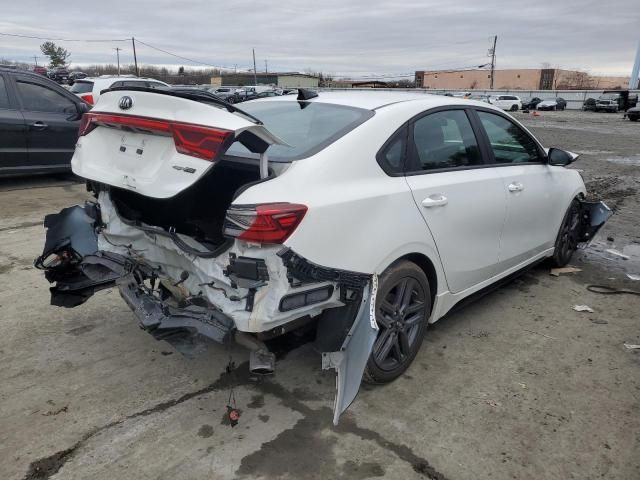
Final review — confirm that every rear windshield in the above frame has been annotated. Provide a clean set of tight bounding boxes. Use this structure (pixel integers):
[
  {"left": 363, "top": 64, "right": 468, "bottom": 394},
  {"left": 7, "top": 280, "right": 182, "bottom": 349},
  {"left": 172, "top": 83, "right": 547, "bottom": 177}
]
[
  {"left": 70, "top": 81, "right": 93, "bottom": 94},
  {"left": 225, "top": 101, "right": 373, "bottom": 161}
]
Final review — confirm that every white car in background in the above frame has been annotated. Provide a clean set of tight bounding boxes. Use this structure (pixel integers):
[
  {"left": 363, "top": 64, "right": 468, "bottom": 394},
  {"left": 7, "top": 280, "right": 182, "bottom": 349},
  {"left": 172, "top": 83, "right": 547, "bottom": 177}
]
[
  {"left": 35, "top": 90, "right": 610, "bottom": 423},
  {"left": 489, "top": 94, "right": 522, "bottom": 111},
  {"left": 69, "top": 76, "right": 169, "bottom": 106}
]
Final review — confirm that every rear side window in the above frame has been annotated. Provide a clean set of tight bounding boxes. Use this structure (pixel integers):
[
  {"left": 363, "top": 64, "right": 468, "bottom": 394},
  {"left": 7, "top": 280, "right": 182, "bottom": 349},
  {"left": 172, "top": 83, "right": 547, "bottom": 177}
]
[
  {"left": 0, "top": 76, "right": 9, "bottom": 108},
  {"left": 225, "top": 101, "right": 373, "bottom": 161},
  {"left": 409, "top": 110, "right": 482, "bottom": 171},
  {"left": 16, "top": 81, "right": 76, "bottom": 113},
  {"left": 377, "top": 125, "right": 407, "bottom": 175},
  {"left": 70, "top": 81, "right": 93, "bottom": 94},
  {"left": 477, "top": 111, "right": 542, "bottom": 164}
]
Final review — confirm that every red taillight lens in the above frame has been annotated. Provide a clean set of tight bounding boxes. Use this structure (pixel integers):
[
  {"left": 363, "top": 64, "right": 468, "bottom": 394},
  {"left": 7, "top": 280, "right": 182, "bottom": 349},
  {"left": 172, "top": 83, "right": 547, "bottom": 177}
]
[
  {"left": 224, "top": 203, "right": 308, "bottom": 244},
  {"left": 77, "top": 113, "right": 233, "bottom": 161},
  {"left": 81, "top": 94, "right": 94, "bottom": 106},
  {"left": 172, "top": 123, "right": 233, "bottom": 160}
]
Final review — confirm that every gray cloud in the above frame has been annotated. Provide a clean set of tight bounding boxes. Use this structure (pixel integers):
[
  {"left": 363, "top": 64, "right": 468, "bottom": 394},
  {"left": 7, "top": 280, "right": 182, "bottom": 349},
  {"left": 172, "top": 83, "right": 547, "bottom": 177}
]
[{"left": 0, "top": 0, "right": 637, "bottom": 77}]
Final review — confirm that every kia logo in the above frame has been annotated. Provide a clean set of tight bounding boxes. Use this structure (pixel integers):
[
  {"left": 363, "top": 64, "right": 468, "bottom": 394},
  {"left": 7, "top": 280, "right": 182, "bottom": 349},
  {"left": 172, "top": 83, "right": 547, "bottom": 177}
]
[{"left": 119, "top": 96, "right": 133, "bottom": 110}]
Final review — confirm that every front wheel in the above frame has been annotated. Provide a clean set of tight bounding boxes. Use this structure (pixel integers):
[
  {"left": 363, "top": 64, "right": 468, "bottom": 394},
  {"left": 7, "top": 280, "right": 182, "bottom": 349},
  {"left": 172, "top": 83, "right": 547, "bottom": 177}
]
[
  {"left": 364, "top": 261, "right": 431, "bottom": 384},
  {"left": 552, "top": 199, "right": 581, "bottom": 267},
  {"left": 510, "top": 104, "right": 518, "bottom": 111}
]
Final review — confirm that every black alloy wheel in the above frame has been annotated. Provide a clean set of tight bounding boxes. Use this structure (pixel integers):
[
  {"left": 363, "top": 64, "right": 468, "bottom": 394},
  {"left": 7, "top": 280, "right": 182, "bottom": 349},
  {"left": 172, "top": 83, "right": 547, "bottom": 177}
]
[
  {"left": 364, "top": 261, "right": 431, "bottom": 384},
  {"left": 552, "top": 199, "right": 581, "bottom": 267}
]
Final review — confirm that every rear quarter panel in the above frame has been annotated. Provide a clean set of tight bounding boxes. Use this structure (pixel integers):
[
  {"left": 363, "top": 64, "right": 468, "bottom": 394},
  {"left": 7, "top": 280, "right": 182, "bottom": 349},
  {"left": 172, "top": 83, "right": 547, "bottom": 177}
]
[{"left": 234, "top": 104, "right": 448, "bottom": 293}]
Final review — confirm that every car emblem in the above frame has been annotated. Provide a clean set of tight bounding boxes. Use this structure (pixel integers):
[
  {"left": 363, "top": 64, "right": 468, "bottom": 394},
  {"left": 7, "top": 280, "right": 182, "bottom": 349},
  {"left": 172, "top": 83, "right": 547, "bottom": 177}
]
[{"left": 119, "top": 96, "right": 133, "bottom": 110}]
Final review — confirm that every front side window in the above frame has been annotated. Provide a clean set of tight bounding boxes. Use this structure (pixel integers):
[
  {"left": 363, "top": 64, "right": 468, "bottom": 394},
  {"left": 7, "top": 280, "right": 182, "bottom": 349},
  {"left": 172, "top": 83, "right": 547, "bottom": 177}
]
[
  {"left": 410, "top": 110, "right": 482, "bottom": 171},
  {"left": 0, "top": 76, "right": 9, "bottom": 108},
  {"left": 16, "top": 81, "right": 75, "bottom": 113},
  {"left": 477, "top": 111, "right": 542, "bottom": 164}
]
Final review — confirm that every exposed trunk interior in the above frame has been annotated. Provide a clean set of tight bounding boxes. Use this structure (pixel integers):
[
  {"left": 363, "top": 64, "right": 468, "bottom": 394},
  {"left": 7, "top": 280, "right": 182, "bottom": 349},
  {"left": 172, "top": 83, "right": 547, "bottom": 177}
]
[{"left": 110, "top": 160, "right": 262, "bottom": 248}]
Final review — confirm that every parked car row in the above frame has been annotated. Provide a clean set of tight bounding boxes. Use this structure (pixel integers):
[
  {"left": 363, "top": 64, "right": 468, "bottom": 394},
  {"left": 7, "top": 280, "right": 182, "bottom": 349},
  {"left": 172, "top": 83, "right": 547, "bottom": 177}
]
[{"left": 208, "top": 86, "right": 283, "bottom": 104}]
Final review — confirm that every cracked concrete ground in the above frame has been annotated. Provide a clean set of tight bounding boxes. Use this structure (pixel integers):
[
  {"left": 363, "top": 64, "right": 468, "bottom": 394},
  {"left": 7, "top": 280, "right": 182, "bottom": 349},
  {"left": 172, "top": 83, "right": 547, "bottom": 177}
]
[{"left": 1, "top": 110, "right": 639, "bottom": 480}]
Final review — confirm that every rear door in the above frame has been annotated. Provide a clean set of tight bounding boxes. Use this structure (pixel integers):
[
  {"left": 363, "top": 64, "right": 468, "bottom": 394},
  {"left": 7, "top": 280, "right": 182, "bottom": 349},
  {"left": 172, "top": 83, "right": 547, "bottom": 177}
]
[
  {"left": 404, "top": 107, "right": 507, "bottom": 293},
  {"left": 14, "top": 75, "right": 81, "bottom": 170},
  {"left": 0, "top": 73, "right": 28, "bottom": 172},
  {"left": 472, "top": 108, "right": 562, "bottom": 270}
]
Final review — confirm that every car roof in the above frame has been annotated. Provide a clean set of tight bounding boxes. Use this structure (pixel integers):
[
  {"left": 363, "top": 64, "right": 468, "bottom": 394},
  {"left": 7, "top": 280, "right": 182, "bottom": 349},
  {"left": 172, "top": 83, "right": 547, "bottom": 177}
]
[
  {"left": 0, "top": 66, "right": 46, "bottom": 79},
  {"left": 254, "top": 90, "right": 479, "bottom": 111}
]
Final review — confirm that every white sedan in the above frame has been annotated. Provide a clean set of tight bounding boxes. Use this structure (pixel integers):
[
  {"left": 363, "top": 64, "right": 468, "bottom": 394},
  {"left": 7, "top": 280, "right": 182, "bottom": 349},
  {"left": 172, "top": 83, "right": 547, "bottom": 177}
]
[{"left": 36, "top": 89, "right": 610, "bottom": 423}]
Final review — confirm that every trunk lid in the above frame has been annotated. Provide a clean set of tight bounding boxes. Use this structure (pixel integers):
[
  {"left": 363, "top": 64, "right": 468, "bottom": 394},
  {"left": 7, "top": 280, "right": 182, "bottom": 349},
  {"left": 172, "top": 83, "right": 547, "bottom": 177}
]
[{"left": 72, "top": 89, "right": 284, "bottom": 198}]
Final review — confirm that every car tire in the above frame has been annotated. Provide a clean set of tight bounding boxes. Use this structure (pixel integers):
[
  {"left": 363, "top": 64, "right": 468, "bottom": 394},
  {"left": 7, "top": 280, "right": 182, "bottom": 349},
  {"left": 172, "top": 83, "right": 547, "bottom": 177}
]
[
  {"left": 629, "top": 115, "right": 639, "bottom": 122},
  {"left": 551, "top": 198, "right": 581, "bottom": 267},
  {"left": 510, "top": 104, "right": 518, "bottom": 112},
  {"left": 363, "top": 260, "right": 431, "bottom": 384}
]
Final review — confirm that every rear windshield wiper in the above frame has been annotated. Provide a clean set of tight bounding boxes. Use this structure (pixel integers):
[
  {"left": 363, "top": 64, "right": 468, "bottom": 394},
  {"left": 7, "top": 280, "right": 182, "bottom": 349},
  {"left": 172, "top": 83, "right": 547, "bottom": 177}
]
[{"left": 100, "top": 86, "right": 263, "bottom": 125}]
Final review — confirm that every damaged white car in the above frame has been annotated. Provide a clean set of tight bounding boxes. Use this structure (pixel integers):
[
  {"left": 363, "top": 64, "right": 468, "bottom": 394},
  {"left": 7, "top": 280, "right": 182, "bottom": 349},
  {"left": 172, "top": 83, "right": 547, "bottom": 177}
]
[{"left": 35, "top": 88, "right": 611, "bottom": 423}]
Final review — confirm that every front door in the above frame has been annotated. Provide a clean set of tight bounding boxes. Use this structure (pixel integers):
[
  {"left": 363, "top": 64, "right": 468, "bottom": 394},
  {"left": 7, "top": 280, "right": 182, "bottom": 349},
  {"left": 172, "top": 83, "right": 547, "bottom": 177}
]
[
  {"left": 473, "top": 109, "right": 562, "bottom": 271},
  {"left": 404, "top": 108, "right": 507, "bottom": 293},
  {"left": 14, "top": 76, "right": 80, "bottom": 170},
  {"left": 0, "top": 73, "right": 28, "bottom": 172}
]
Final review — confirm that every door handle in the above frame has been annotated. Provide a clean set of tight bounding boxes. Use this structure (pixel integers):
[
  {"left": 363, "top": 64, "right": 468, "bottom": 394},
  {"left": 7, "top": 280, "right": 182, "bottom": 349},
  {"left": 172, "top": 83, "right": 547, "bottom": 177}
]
[
  {"left": 29, "top": 121, "right": 49, "bottom": 130},
  {"left": 508, "top": 182, "right": 524, "bottom": 192},
  {"left": 422, "top": 194, "right": 448, "bottom": 207}
]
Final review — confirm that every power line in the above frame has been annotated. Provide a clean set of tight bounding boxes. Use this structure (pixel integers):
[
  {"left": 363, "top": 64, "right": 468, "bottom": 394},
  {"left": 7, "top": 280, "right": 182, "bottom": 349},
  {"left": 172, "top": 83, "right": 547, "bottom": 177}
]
[
  {"left": 134, "top": 39, "right": 244, "bottom": 71},
  {"left": 0, "top": 31, "right": 128, "bottom": 42}
]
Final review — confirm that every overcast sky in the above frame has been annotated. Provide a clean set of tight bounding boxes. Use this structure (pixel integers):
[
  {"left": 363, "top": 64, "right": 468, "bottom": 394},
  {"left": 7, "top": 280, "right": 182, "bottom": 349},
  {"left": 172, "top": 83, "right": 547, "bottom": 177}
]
[{"left": 0, "top": 0, "right": 638, "bottom": 78}]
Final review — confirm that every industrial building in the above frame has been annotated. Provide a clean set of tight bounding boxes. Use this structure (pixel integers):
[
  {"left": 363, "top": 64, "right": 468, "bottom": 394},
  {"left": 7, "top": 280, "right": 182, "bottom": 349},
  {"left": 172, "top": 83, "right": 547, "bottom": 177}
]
[
  {"left": 415, "top": 68, "right": 630, "bottom": 90},
  {"left": 212, "top": 72, "right": 319, "bottom": 88}
]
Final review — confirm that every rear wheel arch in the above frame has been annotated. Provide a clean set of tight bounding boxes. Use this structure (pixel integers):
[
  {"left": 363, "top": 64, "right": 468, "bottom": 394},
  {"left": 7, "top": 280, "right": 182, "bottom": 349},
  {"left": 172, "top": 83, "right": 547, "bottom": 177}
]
[{"left": 389, "top": 253, "right": 437, "bottom": 314}]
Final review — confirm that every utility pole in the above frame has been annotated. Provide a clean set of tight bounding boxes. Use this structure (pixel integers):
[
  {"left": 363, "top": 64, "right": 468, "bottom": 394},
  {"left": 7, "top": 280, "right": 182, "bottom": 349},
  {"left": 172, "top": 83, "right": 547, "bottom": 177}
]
[
  {"left": 252, "top": 48, "right": 258, "bottom": 85},
  {"left": 489, "top": 35, "right": 497, "bottom": 89},
  {"left": 114, "top": 47, "right": 122, "bottom": 76},
  {"left": 265, "top": 60, "right": 268, "bottom": 73},
  {"left": 132, "top": 37, "right": 139, "bottom": 77},
  {"left": 33, "top": 55, "right": 38, "bottom": 66}
]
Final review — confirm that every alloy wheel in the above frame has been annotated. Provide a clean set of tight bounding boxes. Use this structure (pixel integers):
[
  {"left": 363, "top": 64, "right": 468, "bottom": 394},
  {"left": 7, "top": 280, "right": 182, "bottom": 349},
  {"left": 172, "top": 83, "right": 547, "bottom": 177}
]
[{"left": 373, "top": 276, "right": 427, "bottom": 371}]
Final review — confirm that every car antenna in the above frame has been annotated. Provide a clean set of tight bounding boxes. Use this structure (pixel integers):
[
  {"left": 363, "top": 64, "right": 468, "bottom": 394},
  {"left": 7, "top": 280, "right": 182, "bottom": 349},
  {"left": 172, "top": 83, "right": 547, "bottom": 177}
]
[{"left": 297, "top": 88, "right": 318, "bottom": 101}]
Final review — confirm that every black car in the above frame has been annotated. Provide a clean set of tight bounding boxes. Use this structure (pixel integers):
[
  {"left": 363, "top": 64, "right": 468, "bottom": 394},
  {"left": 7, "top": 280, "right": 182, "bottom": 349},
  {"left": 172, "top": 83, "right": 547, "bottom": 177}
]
[
  {"left": 68, "top": 71, "right": 87, "bottom": 83},
  {"left": 0, "top": 67, "right": 90, "bottom": 176},
  {"left": 47, "top": 67, "right": 70, "bottom": 84},
  {"left": 625, "top": 106, "right": 640, "bottom": 121},
  {"left": 582, "top": 98, "right": 597, "bottom": 111},
  {"left": 521, "top": 97, "right": 542, "bottom": 110}
]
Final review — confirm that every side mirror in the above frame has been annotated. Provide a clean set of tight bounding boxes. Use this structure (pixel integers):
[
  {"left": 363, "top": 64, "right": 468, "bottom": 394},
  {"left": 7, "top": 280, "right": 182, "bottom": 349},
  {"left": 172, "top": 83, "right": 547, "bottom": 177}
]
[{"left": 548, "top": 147, "right": 578, "bottom": 166}]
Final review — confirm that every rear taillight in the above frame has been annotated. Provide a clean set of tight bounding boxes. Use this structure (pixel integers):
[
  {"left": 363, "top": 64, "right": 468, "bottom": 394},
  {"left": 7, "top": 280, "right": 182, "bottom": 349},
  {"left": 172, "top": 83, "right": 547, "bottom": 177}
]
[
  {"left": 80, "top": 94, "right": 94, "bottom": 105},
  {"left": 77, "top": 113, "right": 233, "bottom": 161},
  {"left": 224, "top": 203, "right": 308, "bottom": 244}
]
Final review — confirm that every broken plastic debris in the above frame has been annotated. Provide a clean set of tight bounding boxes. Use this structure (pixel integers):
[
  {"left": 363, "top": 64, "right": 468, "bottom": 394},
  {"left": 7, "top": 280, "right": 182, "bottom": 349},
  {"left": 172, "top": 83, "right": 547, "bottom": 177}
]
[
  {"left": 226, "top": 405, "right": 241, "bottom": 427},
  {"left": 623, "top": 343, "right": 640, "bottom": 350},
  {"left": 626, "top": 273, "right": 640, "bottom": 281},
  {"left": 550, "top": 266, "right": 582, "bottom": 277},
  {"left": 573, "top": 305, "right": 594, "bottom": 313},
  {"left": 605, "top": 249, "right": 630, "bottom": 260}
]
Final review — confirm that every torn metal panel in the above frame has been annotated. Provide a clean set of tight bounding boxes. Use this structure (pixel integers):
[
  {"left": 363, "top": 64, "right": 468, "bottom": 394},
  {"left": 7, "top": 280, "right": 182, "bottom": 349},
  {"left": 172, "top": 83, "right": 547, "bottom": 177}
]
[
  {"left": 322, "top": 275, "right": 379, "bottom": 425},
  {"left": 577, "top": 200, "right": 612, "bottom": 245}
]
